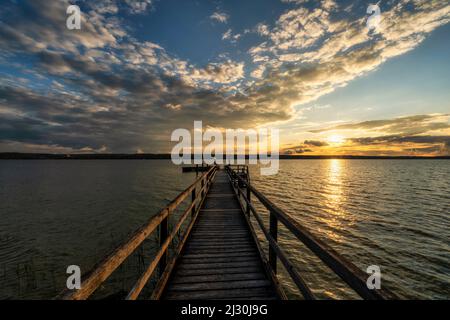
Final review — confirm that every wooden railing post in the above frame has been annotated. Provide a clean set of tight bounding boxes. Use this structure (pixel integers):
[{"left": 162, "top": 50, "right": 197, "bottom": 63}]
[
  {"left": 269, "top": 210, "right": 278, "bottom": 274},
  {"left": 159, "top": 215, "right": 168, "bottom": 276},
  {"left": 246, "top": 186, "right": 251, "bottom": 217},
  {"left": 191, "top": 187, "right": 196, "bottom": 218},
  {"left": 201, "top": 178, "right": 205, "bottom": 198}
]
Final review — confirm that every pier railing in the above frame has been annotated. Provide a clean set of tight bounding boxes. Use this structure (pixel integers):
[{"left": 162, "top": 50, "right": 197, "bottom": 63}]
[
  {"left": 225, "top": 165, "right": 397, "bottom": 300},
  {"left": 57, "top": 165, "right": 218, "bottom": 300}
]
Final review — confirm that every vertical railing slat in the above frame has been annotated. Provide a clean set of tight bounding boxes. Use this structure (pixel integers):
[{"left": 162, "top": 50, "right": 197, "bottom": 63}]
[
  {"left": 158, "top": 215, "right": 168, "bottom": 277},
  {"left": 246, "top": 186, "right": 251, "bottom": 217},
  {"left": 191, "top": 187, "right": 196, "bottom": 218},
  {"left": 269, "top": 210, "right": 278, "bottom": 274}
]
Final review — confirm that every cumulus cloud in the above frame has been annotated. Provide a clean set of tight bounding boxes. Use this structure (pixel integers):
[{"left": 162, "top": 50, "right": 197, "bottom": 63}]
[
  {"left": 0, "top": 0, "right": 262, "bottom": 152},
  {"left": 0, "top": 0, "right": 118, "bottom": 55}
]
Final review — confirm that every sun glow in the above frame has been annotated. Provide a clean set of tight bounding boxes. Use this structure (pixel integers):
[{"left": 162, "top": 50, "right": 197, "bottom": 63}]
[{"left": 327, "top": 134, "right": 346, "bottom": 144}]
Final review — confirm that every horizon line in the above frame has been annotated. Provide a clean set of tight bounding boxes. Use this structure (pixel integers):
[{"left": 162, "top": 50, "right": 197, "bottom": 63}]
[{"left": 1, "top": 152, "right": 449, "bottom": 160}]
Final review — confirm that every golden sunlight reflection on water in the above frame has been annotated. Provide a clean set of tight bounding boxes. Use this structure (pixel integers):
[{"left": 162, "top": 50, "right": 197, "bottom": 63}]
[
  {"left": 250, "top": 160, "right": 450, "bottom": 299},
  {"left": 317, "top": 159, "right": 348, "bottom": 243}
]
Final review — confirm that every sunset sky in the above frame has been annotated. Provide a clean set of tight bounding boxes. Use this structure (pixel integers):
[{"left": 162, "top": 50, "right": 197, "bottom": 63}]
[{"left": 0, "top": 0, "right": 449, "bottom": 156}]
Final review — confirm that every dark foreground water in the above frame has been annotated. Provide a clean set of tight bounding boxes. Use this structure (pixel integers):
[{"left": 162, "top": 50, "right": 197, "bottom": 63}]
[{"left": 0, "top": 160, "right": 448, "bottom": 299}]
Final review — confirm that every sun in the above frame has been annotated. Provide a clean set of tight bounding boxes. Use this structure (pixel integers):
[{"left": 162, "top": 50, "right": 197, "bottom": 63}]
[{"left": 327, "top": 134, "right": 346, "bottom": 144}]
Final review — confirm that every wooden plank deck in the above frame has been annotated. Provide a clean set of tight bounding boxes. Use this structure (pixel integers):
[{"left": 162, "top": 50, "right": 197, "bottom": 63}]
[{"left": 163, "top": 170, "right": 278, "bottom": 300}]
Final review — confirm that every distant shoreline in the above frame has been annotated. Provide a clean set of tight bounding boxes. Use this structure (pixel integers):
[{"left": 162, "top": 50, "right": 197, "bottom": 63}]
[{"left": 1, "top": 153, "right": 449, "bottom": 160}]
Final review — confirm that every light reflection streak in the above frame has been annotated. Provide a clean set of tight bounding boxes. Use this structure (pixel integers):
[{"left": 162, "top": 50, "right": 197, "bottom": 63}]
[{"left": 317, "top": 159, "right": 348, "bottom": 243}]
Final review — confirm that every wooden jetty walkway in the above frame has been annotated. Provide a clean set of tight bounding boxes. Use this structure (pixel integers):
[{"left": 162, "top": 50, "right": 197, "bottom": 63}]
[
  {"left": 163, "top": 170, "right": 279, "bottom": 300},
  {"left": 58, "top": 166, "right": 397, "bottom": 300}
]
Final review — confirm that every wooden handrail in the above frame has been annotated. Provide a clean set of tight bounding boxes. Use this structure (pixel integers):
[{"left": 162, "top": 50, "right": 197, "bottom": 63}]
[
  {"left": 150, "top": 168, "right": 217, "bottom": 300},
  {"left": 240, "top": 191, "right": 315, "bottom": 300},
  {"left": 126, "top": 177, "right": 213, "bottom": 299},
  {"left": 225, "top": 165, "right": 398, "bottom": 300},
  {"left": 57, "top": 166, "right": 218, "bottom": 300}
]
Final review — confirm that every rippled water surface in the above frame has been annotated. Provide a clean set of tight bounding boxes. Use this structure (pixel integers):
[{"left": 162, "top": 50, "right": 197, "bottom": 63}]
[
  {"left": 0, "top": 160, "right": 197, "bottom": 299},
  {"left": 250, "top": 160, "right": 449, "bottom": 299},
  {"left": 0, "top": 160, "right": 449, "bottom": 299}
]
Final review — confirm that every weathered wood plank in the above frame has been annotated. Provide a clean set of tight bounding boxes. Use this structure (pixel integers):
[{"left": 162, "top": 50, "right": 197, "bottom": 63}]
[
  {"left": 187, "top": 240, "right": 254, "bottom": 247},
  {"left": 185, "top": 245, "right": 255, "bottom": 251},
  {"left": 190, "top": 236, "right": 249, "bottom": 240},
  {"left": 183, "top": 247, "right": 258, "bottom": 255},
  {"left": 180, "top": 256, "right": 259, "bottom": 264},
  {"left": 191, "top": 229, "right": 249, "bottom": 233},
  {"left": 182, "top": 251, "right": 256, "bottom": 259},
  {"left": 195, "top": 223, "right": 244, "bottom": 227},
  {"left": 175, "top": 261, "right": 262, "bottom": 271},
  {"left": 186, "top": 238, "right": 252, "bottom": 244},
  {"left": 187, "top": 240, "right": 252, "bottom": 245},
  {"left": 187, "top": 232, "right": 249, "bottom": 240},
  {"left": 165, "top": 287, "right": 275, "bottom": 300},
  {"left": 171, "top": 272, "right": 267, "bottom": 285},
  {"left": 174, "top": 266, "right": 264, "bottom": 277},
  {"left": 167, "top": 279, "right": 271, "bottom": 292}
]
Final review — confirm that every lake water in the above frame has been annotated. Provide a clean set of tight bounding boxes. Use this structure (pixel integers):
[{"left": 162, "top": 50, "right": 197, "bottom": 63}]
[{"left": 0, "top": 160, "right": 448, "bottom": 299}]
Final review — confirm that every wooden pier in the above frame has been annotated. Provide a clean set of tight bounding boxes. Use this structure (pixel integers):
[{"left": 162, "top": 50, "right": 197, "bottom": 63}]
[
  {"left": 58, "top": 165, "right": 397, "bottom": 300},
  {"left": 181, "top": 164, "right": 211, "bottom": 173},
  {"left": 163, "top": 170, "right": 279, "bottom": 300}
]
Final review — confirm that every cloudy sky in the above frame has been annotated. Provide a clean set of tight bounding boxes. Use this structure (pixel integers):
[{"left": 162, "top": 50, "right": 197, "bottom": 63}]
[{"left": 0, "top": 0, "right": 449, "bottom": 155}]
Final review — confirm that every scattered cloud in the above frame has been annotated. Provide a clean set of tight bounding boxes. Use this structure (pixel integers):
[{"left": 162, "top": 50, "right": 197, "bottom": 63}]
[
  {"left": 247, "top": 0, "right": 450, "bottom": 118},
  {"left": 78, "top": 0, "right": 154, "bottom": 15},
  {"left": 222, "top": 29, "right": 232, "bottom": 40},
  {"left": 210, "top": 11, "right": 229, "bottom": 24},
  {"left": 255, "top": 23, "right": 270, "bottom": 36},
  {"left": 304, "top": 140, "right": 329, "bottom": 147},
  {"left": 282, "top": 114, "right": 450, "bottom": 156},
  {"left": 124, "top": 0, "right": 153, "bottom": 14},
  {"left": 310, "top": 114, "right": 450, "bottom": 135},
  {"left": 222, "top": 29, "right": 241, "bottom": 43}
]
